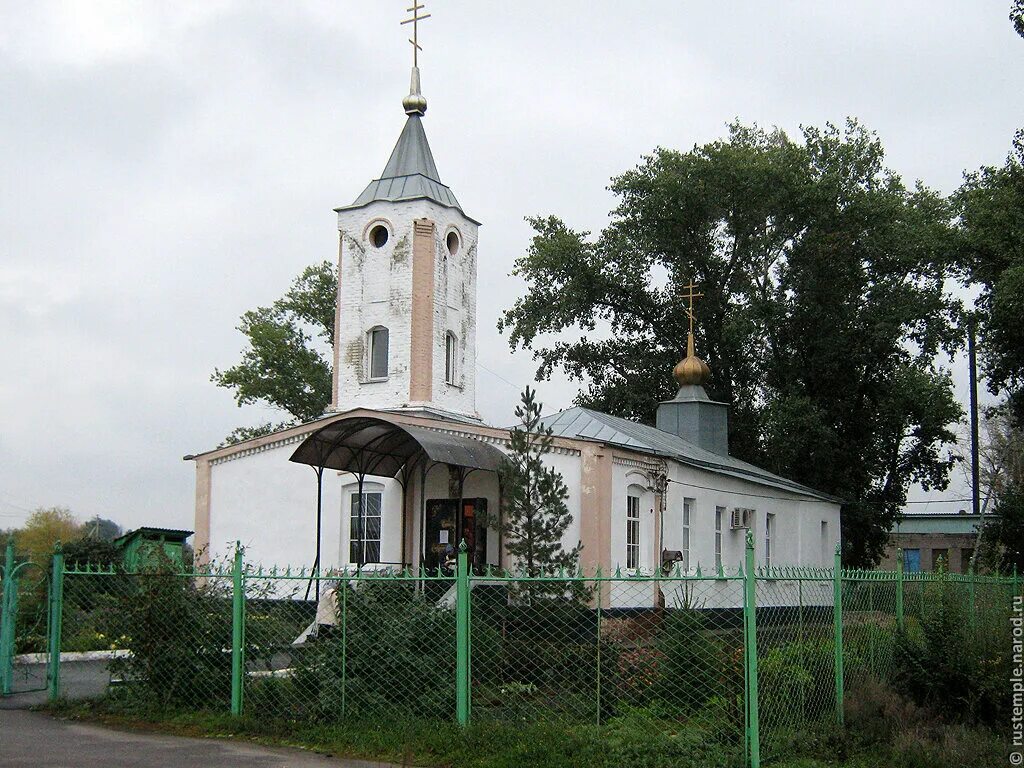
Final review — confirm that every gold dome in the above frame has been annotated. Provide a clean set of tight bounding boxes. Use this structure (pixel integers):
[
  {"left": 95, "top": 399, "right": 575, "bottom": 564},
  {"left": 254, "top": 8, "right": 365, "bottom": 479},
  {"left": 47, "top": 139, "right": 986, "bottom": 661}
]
[{"left": 673, "top": 333, "right": 710, "bottom": 387}]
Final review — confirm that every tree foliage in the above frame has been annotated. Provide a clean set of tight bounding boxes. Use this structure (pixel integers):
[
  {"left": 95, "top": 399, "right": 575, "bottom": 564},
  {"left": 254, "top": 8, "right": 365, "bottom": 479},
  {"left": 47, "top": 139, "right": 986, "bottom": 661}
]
[
  {"left": 17, "top": 507, "right": 82, "bottom": 565},
  {"left": 974, "top": 402, "right": 1024, "bottom": 571},
  {"left": 955, "top": 130, "right": 1024, "bottom": 422},
  {"left": 213, "top": 261, "right": 337, "bottom": 443},
  {"left": 498, "top": 387, "right": 582, "bottom": 579},
  {"left": 500, "top": 121, "right": 962, "bottom": 566}
]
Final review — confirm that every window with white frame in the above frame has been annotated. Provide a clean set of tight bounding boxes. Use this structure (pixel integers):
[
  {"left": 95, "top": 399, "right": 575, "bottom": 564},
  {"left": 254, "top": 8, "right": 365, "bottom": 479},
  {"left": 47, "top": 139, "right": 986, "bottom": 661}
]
[
  {"left": 626, "top": 495, "right": 640, "bottom": 570},
  {"left": 715, "top": 506, "right": 725, "bottom": 571},
  {"left": 765, "top": 513, "right": 775, "bottom": 568},
  {"left": 367, "top": 327, "right": 389, "bottom": 380},
  {"left": 445, "top": 331, "right": 458, "bottom": 385},
  {"left": 682, "top": 498, "right": 694, "bottom": 571},
  {"left": 350, "top": 491, "right": 382, "bottom": 565},
  {"left": 820, "top": 520, "right": 829, "bottom": 564}
]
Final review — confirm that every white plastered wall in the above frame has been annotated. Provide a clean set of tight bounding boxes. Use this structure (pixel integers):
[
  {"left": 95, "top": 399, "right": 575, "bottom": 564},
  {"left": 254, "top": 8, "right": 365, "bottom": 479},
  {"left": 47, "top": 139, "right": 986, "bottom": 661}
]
[{"left": 334, "top": 198, "right": 479, "bottom": 420}]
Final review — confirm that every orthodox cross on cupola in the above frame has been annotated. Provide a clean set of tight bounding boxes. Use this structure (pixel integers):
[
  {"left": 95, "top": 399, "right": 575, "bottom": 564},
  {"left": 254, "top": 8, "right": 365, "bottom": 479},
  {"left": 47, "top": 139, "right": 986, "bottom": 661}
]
[
  {"left": 674, "top": 280, "right": 711, "bottom": 387},
  {"left": 401, "top": 2, "right": 431, "bottom": 115},
  {"left": 681, "top": 280, "right": 704, "bottom": 339}
]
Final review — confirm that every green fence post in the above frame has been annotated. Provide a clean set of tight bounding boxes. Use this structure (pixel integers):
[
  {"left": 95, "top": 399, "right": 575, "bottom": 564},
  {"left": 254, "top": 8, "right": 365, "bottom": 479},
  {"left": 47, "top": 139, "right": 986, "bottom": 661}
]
[
  {"left": 1, "top": 541, "right": 15, "bottom": 696},
  {"left": 47, "top": 542, "right": 64, "bottom": 702},
  {"left": 341, "top": 574, "right": 347, "bottom": 717},
  {"left": 868, "top": 580, "right": 875, "bottom": 676},
  {"left": 968, "top": 564, "right": 976, "bottom": 631},
  {"left": 456, "top": 539, "right": 470, "bottom": 726},
  {"left": 596, "top": 577, "right": 602, "bottom": 726},
  {"left": 895, "top": 549, "right": 904, "bottom": 631},
  {"left": 833, "top": 544, "right": 844, "bottom": 727},
  {"left": 797, "top": 578, "right": 805, "bottom": 717},
  {"left": 743, "top": 531, "right": 760, "bottom": 768},
  {"left": 230, "top": 542, "right": 245, "bottom": 716}
]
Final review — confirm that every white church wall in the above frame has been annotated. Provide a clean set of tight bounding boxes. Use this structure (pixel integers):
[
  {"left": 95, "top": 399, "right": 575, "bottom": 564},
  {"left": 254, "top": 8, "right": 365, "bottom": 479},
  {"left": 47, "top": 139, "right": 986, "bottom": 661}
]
[
  {"left": 336, "top": 199, "right": 420, "bottom": 412},
  {"left": 334, "top": 199, "right": 479, "bottom": 421},
  {"left": 207, "top": 442, "right": 343, "bottom": 570}
]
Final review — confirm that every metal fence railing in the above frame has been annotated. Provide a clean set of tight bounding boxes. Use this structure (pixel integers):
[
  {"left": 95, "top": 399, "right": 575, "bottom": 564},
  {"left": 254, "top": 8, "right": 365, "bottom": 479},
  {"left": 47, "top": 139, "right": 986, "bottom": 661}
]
[{"left": 1, "top": 536, "right": 1018, "bottom": 768}]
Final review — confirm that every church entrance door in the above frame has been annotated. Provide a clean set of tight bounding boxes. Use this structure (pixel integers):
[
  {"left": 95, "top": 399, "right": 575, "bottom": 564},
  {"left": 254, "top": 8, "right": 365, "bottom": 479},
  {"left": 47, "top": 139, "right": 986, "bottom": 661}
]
[{"left": 424, "top": 498, "right": 488, "bottom": 573}]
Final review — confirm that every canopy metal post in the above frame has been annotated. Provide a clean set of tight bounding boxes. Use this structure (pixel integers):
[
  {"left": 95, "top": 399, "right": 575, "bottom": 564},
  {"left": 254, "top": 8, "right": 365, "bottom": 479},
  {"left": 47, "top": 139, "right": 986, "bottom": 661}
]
[
  {"left": 305, "top": 464, "right": 326, "bottom": 601},
  {"left": 356, "top": 472, "right": 366, "bottom": 572}
]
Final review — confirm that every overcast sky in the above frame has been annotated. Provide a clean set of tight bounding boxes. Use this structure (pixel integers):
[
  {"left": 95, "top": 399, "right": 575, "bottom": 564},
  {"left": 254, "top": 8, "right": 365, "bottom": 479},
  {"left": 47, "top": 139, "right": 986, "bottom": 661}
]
[{"left": 1, "top": 1, "right": 1021, "bottom": 532}]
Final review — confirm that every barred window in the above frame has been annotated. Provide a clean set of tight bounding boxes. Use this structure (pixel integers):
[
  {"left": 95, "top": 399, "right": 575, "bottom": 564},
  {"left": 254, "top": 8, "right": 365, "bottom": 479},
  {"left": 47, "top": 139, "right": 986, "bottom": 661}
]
[
  {"left": 765, "top": 513, "right": 775, "bottom": 568},
  {"left": 682, "top": 498, "right": 694, "bottom": 572},
  {"left": 626, "top": 495, "right": 640, "bottom": 570},
  {"left": 715, "top": 506, "right": 725, "bottom": 571}
]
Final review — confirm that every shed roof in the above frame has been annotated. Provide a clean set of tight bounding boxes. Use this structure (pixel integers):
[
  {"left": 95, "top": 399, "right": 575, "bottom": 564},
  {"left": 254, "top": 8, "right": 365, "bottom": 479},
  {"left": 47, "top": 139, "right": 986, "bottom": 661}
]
[
  {"left": 113, "top": 527, "right": 193, "bottom": 546},
  {"left": 538, "top": 407, "right": 839, "bottom": 503}
]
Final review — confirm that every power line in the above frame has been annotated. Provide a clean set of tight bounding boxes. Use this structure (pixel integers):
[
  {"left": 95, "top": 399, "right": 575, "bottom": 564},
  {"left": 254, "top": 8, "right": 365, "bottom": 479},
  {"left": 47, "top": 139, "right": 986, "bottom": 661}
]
[
  {"left": 476, "top": 361, "right": 523, "bottom": 391},
  {"left": 0, "top": 497, "right": 34, "bottom": 513}
]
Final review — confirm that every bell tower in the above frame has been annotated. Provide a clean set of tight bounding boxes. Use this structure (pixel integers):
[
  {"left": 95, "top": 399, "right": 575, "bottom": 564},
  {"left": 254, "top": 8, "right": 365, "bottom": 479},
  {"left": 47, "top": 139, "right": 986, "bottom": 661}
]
[{"left": 330, "top": 6, "right": 480, "bottom": 422}]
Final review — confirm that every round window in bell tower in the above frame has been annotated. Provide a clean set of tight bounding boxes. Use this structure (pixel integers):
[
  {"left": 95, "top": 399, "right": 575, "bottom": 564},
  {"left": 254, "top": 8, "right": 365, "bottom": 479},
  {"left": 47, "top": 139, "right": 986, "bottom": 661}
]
[
  {"left": 446, "top": 230, "right": 460, "bottom": 256},
  {"left": 369, "top": 224, "right": 389, "bottom": 248}
]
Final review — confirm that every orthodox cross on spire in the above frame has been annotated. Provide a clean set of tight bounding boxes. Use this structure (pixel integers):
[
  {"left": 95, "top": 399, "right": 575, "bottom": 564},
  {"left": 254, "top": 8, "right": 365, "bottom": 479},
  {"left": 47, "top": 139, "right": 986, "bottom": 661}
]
[
  {"left": 401, "top": 2, "right": 431, "bottom": 68},
  {"left": 400, "top": 3, "right": 430, "bottom": 115},
  {"left": 681, "top": 280, "right": 704, "bottom": 337}
]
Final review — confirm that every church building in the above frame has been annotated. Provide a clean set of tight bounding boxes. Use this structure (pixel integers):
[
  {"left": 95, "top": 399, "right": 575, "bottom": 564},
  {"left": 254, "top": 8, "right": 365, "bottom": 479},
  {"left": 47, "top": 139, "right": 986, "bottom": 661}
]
[{"left": 188, "top": 53, "right": 841, "bottom": 592}]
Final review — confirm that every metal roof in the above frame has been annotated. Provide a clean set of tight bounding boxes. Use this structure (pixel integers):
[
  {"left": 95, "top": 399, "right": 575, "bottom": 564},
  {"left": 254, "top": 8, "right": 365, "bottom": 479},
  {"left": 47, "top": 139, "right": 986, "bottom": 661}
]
[
  {"left": 113, "top": 527, "right": 193, "bottom": 546},
  {"left": 537, "top": 407, "right": 839, "bottom": 502},
  {"left": 289, "top": 415, "right": 504, "bottom": 477},
  {"left": 338, "top": 115, "right": 466, "bottom": 216}
]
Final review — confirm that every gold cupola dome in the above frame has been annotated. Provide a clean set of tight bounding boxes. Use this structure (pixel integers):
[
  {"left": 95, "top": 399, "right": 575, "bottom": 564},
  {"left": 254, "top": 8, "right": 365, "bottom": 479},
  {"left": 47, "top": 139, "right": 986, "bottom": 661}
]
[{"left": 673, "top": 332, "right": 710, "bottom": 387}]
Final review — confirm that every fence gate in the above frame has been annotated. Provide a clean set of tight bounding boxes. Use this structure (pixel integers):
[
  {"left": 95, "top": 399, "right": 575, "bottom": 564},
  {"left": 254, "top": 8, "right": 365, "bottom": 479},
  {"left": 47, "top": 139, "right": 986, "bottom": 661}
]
[{"left": 0, "top": 543, "right": 51, "bottom": 696}]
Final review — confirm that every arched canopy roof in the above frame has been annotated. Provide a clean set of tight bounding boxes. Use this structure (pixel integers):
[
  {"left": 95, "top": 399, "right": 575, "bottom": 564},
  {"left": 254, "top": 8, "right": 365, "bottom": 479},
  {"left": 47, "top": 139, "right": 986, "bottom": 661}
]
[{"left": 289, "top": 416, "right": 505, "bottom": 477}]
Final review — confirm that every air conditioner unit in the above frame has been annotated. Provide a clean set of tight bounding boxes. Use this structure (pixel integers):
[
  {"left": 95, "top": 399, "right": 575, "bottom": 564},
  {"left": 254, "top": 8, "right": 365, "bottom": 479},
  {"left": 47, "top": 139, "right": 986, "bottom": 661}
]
[{"left": 730, "top": 508, "right": 751, "bottom": 530}]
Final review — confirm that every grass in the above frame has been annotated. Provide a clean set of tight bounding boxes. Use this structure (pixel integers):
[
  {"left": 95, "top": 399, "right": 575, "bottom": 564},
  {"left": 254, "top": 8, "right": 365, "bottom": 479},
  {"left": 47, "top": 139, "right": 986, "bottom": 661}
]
[{"left": 44, "top": 694, "right": 1009, "bottom": 768}]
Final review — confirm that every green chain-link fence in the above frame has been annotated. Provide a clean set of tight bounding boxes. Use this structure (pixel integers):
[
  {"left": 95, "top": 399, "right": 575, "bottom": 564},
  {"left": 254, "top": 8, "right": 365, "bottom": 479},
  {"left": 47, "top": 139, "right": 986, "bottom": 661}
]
[{"left": 11, "top": 537, "right": 1018, "bottom": 768}]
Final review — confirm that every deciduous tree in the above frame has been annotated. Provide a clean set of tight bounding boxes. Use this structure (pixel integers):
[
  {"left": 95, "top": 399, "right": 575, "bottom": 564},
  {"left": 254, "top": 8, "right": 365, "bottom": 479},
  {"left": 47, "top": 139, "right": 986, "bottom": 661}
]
[
  {"left": 956, "top": 130, "right": 1024, "bottom": 422},
  {"left": 213, "top": 261, "right": 336, "bottom": 444},
  {"left": 500, "top": 121, "right": 962, "bottom": 566}
]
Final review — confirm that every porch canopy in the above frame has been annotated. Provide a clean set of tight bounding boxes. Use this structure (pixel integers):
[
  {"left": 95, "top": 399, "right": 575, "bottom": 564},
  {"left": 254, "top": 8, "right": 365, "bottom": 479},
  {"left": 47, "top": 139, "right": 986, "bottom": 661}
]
[
  {"left": 288, "top": 415, "right": 505, "bottom": 476},
  {"left": 288, "top": 414, "right": 505, "bottom": 588}
]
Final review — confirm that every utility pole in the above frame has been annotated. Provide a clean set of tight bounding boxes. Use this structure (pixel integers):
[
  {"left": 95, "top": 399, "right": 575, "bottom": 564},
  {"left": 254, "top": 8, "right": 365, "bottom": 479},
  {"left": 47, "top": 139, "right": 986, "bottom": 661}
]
[{"left": 969, "top": 319, "right": 981, "bottom": 520}]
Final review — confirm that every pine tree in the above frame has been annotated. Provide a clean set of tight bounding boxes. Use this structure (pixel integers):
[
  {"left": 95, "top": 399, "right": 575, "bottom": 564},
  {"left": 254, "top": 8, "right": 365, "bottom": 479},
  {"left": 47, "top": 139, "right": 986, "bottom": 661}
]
[{"left": 499, "top": 387, "right": 582, "bottom": 584}]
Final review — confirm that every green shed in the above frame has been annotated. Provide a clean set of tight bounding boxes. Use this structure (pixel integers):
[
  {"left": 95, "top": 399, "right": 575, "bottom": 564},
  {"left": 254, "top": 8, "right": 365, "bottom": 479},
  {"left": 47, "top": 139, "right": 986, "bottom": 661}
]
[{"left": 112, "top": 527, "right": 193, "bottom": 571}]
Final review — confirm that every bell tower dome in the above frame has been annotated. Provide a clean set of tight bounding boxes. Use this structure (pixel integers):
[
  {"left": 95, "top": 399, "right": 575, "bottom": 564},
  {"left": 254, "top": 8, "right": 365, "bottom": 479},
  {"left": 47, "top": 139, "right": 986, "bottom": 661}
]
[{"left": 330, "top": 26, "right": 480, "bottom": 423}]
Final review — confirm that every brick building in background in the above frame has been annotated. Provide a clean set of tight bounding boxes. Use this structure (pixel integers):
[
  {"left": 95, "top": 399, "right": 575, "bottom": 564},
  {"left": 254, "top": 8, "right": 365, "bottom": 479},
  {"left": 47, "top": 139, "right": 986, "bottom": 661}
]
[{"left": 879, "top": 511, "right": 990, "bottom": 573}]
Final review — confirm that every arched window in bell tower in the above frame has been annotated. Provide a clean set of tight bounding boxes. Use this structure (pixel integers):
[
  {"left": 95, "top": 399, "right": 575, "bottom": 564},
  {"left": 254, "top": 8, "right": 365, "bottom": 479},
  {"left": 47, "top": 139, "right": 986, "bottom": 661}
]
[
  {"left": 367, "top": 326, "right": 389, "bottom": 380},
  {"left": 445, "top": 331, "right": 458, "bottom": 385}
]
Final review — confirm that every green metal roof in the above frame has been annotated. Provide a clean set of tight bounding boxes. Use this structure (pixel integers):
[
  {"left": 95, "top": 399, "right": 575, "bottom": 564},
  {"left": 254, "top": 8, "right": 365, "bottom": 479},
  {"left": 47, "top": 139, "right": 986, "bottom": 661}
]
[
  {"left": 338, "top": 115, "right": 468, "bottom": 216},
  {"left": 537, "top": 407, "right": 839, "bottom": 502},
  {"left": 112, "top": 527, "right": 193, "bottom": 547},
  {"left": 890, "top": 513, "right": 991, "bottom": 535}
]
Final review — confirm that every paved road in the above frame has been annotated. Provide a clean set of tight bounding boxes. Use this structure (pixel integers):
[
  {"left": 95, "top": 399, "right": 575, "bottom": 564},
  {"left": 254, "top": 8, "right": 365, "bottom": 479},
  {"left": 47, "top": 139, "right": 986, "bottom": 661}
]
[{"left": 0, "top": 710, "right": 401, "bottom": 768}]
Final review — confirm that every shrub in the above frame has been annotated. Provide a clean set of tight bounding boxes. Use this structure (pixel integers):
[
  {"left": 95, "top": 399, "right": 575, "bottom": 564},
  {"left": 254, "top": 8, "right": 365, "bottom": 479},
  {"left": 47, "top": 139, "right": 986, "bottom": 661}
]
[
  {"left": 893, "top": 578, "right": 1009, "bottom": 728},
  {"left": 104, "top": 560, "right": 234, "bottom": 711},
  {"left": 289, "top": 579, "right": 500, "bottom": 721}
]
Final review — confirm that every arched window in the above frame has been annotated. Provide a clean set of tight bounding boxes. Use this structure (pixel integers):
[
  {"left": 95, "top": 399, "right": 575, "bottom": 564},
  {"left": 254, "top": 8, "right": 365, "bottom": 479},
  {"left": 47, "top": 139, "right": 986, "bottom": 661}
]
[
  {"left": 445, "top": 331, "right": 458, "bottom": 385},
  {"left": 367, "top": 326, "right": 389, "bottom": 380}
]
